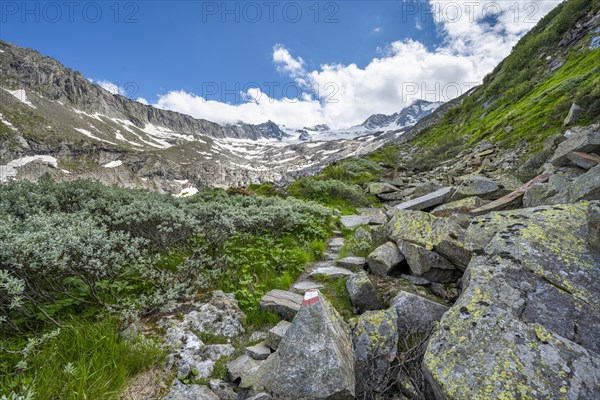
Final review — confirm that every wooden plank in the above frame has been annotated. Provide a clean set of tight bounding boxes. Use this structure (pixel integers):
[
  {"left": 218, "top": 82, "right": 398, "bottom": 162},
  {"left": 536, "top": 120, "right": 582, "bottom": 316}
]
[{"left": 469, "top": 173, "right": 552, "bottom": 216}]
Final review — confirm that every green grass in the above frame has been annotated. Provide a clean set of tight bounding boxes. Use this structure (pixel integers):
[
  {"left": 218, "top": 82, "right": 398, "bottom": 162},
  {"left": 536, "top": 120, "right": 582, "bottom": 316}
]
[
  {"left": 0, "top": 318, "right": 163, "bottom": 400},
  {"left": 216, "top": 233, "right": 327, "bottom": 328},
  {"left": 195, "top": 331, "right": 229, "bottom": 345},
  {"left": 312, "top": 276, "right": 354, "bottom": 319},
  {"left": 407, "top": 0, "right": 600, "bottom": 163},
  {"left": 210, "top": 357, "right": 229, "bottom": 381}
]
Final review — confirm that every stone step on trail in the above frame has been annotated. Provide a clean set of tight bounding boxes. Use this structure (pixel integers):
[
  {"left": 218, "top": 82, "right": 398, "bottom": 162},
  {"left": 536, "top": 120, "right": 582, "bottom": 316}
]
[
  {"left": 309, "top": 266, "right": 355, "bottom": 279},
  {"left": 335, "top": 256, "right": 367, "bottom": 272},
  {"left": 291, "top": 281, "right": 325, "bottom": 294},
  {"left": 259, "top": 290, "right": 303, "bottom": 321}
]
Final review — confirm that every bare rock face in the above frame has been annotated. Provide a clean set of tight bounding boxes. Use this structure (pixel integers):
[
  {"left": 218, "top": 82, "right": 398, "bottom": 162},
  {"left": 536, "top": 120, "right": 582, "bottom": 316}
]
[
  {"left": 242, "top": 290, "right": 355, "bottom": 399},
  {"left": 424, "top": 203, "right": 600, "bottom": 399}
]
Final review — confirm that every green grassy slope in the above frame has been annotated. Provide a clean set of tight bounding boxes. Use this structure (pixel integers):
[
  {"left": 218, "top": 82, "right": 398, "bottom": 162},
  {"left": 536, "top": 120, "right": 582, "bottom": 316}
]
[{"left": 416, "top": 0, "right": 600, "bottom": 150}]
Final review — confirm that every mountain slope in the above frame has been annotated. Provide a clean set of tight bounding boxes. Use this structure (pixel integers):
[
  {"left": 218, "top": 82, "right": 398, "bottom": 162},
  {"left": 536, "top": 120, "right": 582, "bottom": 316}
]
[
  {"left": 409, "top": 0, "right": 600, "bottom": 151},
  {"left": 361, "top": 100, "right": 443, "bottom": 131},
  {"left": 0, "top": 41, "right": 437, "bottom": 192}
]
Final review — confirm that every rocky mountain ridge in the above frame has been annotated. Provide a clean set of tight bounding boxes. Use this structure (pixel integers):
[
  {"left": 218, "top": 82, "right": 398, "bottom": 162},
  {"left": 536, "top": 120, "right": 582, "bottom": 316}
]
[{"left": 0, "top": 40, "right": 441, "bottom": 193}]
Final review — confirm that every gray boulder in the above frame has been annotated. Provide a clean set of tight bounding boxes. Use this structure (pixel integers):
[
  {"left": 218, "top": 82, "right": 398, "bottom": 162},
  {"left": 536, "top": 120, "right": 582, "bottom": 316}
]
[
  {"left": 171, "top": 291, "right": 245, "bottom": 338},
  {"left": 567, "top": 151, "right": 600, "bottom": 169},
  {"left": 424, "top": 203, "right": 600, "bottom": 399},
  {"left": 265, "top": 320, "right": 291, "bottom": 351},
  {"left": 391, "top": 290, "right": 448, "bottom": 334},
  {"left": 431, "top": 196, "right": 488, "bottom": 217},
  {"left": 162, "top": 381, "right": 219, "bottom": 400},
  {"left": 398, "top": 240, "right": 459, "bottom": 283},
  {"left": 387, "top": 210, "right": 471, "bottom": 270},
  {"left": 349, "top": 308, "right": 399, "bottom": 397},
  {"left": 550, "top": 125, "right": 600, "bottom": 166},
  {"left": 245, "top": 342, "right": 271, "bottom": 360},
  {"left": 335, "top": 256, "right": 367, "bottom": 271},
  {"left": 209, "top": 379, "right": 237, "bottom": 400},
  {"left": 259, "top": 290, "right": 303, "bottom": 321},
  {"left": 454, "top": 176, "right": 509, "bottom": 200},
  {"left": 369, "top": 182, "right": 399, "bottom": 195},
  {"left": 291, "top": 281, "right": 324, "bottom": 294},
  {"left": 227, "top": 354, "right": 263, "bottom": 383},
  {"left": 367, "top": 242, "right": 404, "bottom": 276},
  {"left": 346, "top": 271, "right": 384, "bottom": 313},
  {"left": 341, "top": 214, "right": 370, "bottom": 229},
  {"left": 412, "top": 182, "right": 442, "bottom": 198},
  {"left": 358, "top": 208, "right": 389, "bottom": 225},
  {"left": 523, "top": 182, "right": 549, "bottom": 207},
  {"left": 563, "top": 102, "right": 583, "bottom": 126},
  {"left": 244, "top": 394, "right": 272, "bottom": 400},
  {"left": 565, "top": 164, "right": 600, "bottom": 202},
  {"left": 309, "top": 266, "right": 355, "bottom": 279},
  {"left": 393, "top": 187, "right": 454, "bottom": 211},
  {"left": 242, "top": 290, "right": 355, "bottom": 399}
]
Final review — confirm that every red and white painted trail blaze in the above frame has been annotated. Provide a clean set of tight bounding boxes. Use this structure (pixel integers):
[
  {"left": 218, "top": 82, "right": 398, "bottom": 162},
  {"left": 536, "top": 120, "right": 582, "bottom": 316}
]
[{"left": 303, "top": 290, "right": 320, "bottom": 306}]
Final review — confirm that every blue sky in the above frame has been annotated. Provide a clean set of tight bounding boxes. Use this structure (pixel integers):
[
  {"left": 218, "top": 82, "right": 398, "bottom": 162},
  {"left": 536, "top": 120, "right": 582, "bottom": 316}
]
[{"left": 1, "top": 1, "right": 561, "bottom": 128}]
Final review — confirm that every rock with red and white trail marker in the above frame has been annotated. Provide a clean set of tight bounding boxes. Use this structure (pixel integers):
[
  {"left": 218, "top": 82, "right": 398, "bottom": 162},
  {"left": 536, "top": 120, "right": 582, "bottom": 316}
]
[{"left": 241, "top": 290, "right": 355, "bottom": 399}]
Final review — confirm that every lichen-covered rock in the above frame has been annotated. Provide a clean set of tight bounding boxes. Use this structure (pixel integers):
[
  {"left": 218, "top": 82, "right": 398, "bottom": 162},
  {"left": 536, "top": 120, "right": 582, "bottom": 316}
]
[
  {"left": 367, "top": 242, "right": 404, "bottom": 276},
  {"left": 259, "top": 290, "right": 303, "bottom": 321},
  {"left": 390, "top": 290, "right": 448, "bottom": 334},
  {"left": 431, "top": 196, "right": 488, "bottom": 217},
  {"left": 523, "top": 182, "right": 550, "bottom": 207},
  {"left": 346, "top": 270, "right": 384, "bottom": 313},
  {"left": 369, "top": 182, "right": 399, "bottom": 195},
  {"left": 349, "top": 308, "right": 399, "bottom": 397},
  {"left": 241, "top": 290, "right": 355, "bottom": 399},
  {"left": 386, "top": 210, "right": 471, "bottom": 270},
  {"left": 563, "top": 164, "right": 600, "bottom": 203},
  {"left": 550, "top": 124, "right": 600, "bottom": 166},
  {"left": 454, "top": 176, "right": 509, "bottom": 200},
  {"left": 397, "top": 240, "right": 460, "bottom": 283},
  {"left": 424, "top": 203, "right": 600, "bottom": 399},
  {"left": 588, "top": 201, "right": 600, "bottom": 251}
]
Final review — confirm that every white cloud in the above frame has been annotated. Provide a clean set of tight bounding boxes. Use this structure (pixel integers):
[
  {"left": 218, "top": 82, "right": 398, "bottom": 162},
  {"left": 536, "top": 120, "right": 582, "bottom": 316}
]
[
  {"left": 90, "top": 79, "right": 126, "bottom": 96},
  {"left": 273, "top": 45, "right": 306, "bottom": 79},
  {"left": 373, "top": 27, "right": 382, "bottom": 33},
  {"left": 136, "top": 97, "right": 149, "bottom": 105},
  {"left": 153, "top": 1, "right": 562, "bottom": 129}
]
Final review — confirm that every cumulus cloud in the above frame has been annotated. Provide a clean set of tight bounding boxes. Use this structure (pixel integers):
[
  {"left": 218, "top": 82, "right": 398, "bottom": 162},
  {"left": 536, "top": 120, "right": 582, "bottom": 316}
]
[
  {"left": 90, "top": 79, "right": 126, "bottom": 96},
  {"left": 273, "top": 44, "right": 306, "bottom": 79},
  {"left": 136, "top": 97, "right": 149, "bottom": 105},
  {"left": 153, "top": 1, "right": 562, "bottom": 129}
]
